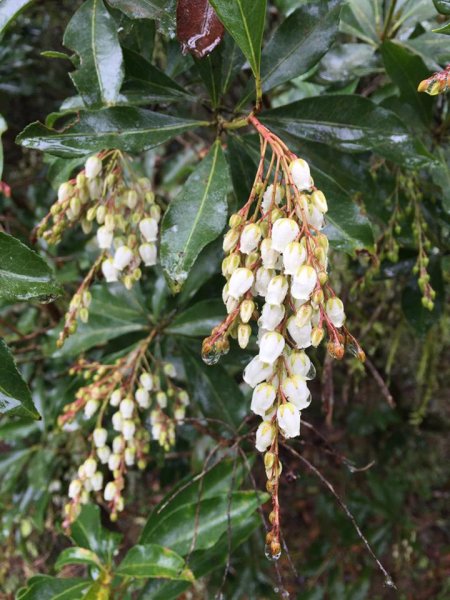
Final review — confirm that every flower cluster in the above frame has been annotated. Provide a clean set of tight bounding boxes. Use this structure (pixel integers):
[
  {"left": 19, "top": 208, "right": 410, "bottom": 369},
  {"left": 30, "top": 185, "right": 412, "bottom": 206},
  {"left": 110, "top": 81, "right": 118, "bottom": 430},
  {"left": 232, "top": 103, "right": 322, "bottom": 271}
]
[
  {"left": 60, "top": 336, "right": 189, "bottom": 526},
  {"left": 203, "top": 116, "right": 364, "bottom": 558},
  {"left": 35, "top": 151, "right": 161, "bottom": 346}
]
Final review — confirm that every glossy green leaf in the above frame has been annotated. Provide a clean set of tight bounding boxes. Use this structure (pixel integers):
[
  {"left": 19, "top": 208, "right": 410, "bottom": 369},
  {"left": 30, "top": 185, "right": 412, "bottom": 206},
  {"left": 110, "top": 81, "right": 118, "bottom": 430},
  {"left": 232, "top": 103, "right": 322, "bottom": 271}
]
[
  {"left": 181, "top": 347, "right": 246, "bottom": 430},
  {"left": 209, "top": 0, "right": 266, "bottom": 79},
  {"left": 70, "top": 504, "right": 121, "bottom": 562},
  {"left": 55, "top": 547, "right": 102, "bottom": 571},
  {"left": 260, "top": 0, "right": 342, "bottom": 93},
  {"left": 106, "top": 0, "right": 176, "bottom": 35},
  {"left": 177, "top": 238, "right": 223, "bottom": 305},
  {"left": 433, "top": 0, "right": 450, "bottom": 14},
  {"left": 63, "top": 0, "right": 124, "bottom": 107},
  {"left": 117, "top": 544, "right": 193, "bottom": 580},
  {"left": 227, "top": 134, "right": 259, "bottom": 202},
  {"left": 0, "top": 113, "right": 6, "bottom": 179},
  {"left": 339, "top": 0, "right": 382, "bottom": 45},
  {"left": 0, "top": 338, "right": 39, "bottom": 419},
  {"left": 261, "top": 95, "right": 432, "bottom": 168},
  {"left": 433, "top": 21, "right": 450, "bottom": 34},
  {"left": 141, "top": 491, "right": 265, "bottom": 555},
  {"left": 160, "top": 140, "right": 230, "bottom": 291},
  {"left": 0, "top": 232, "right": 61, "bottom": 303},
  {"left": 381, "top": 41, "right": 433, "bottom": 126},
  {"left": 167, "top": 299, "right": 225, "bottom": 337},
  {"left": 0, "top": 0, "right": 34, "bottom": 35},
  {"left": 16, "top": 107, "right": 207, "bottom": 158},
  {"left": 49, "top": 284, "right": 148, "bottom": 358},
  {"left": 404, "top": 33, "right": 450, "bottom": 71},
  {"left": 17, "top": 576, "right": 90, "bottom": 600}
]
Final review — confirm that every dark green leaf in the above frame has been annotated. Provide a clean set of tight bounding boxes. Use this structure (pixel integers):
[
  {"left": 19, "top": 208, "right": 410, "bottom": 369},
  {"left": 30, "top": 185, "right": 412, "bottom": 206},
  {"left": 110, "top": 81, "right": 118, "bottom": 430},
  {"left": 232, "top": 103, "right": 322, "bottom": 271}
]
[
  {"left": 261, "top": 95, "right": 432, "bottom": 168},
  {"left": 227, "top": 135, "right": 259, "bottom": 202},
  {"left": 0, "top": 0, "right": 34, "bottom": 35},
  {"left": 117, "top": 544, "right": 193, "bottom": 580},
  {"left": 55, "top": 547, "right": 102, "bottom": 571},
  {"left": 106, "top": 0, "right": 176, "bottom": 35},
  {"left": 0, "top": 339, "right": 39, "bottom": 419},
  {"left": 339, "top": 0, "right": 381, "bottom": 45},
  {"left": 209, "top": 0, "right": 266, "bottom": 79},
  {"left": 0, "top": 232, "right": 61, "bottom": 303},
  {"left": 194, "top": 46, "right": 223, "bottom": 108},
  {"left": 433, "top": 21, "right": 450, "bottom": 34},
  {"left": 177, "top": 238, "right": 223, "bottom": 305},
  {"left": 16, "top": 577, "right": 90, "bottom": 600},
  {"left": 433, "top": 0, "right": 450, "bottom": 15},
  {"left": 381, "top": 41, "right": 433, "bottom": 126},
  {"left": 181, "top": 346, "right": 246, "bottom": 430},
  {"left": 0, "top": 113, "right": 6, "bottom": 178},
  {"left": 63, "top": 0, "right": 124, "bottom": 107},
  {"left": 16, "top": 107, "right": 207, "bottom": 158},
  {"left": 141, "top": 491, "right": 266, "bottom": 555},
  {"left": 160, "top": 140, "right": 230, "bottom": 291},
  {"left": 70, "top": 504, "right": 121, "bottom": 562},
  {"left": 167, "top": 299, "right": 225, "bottom": 337}
]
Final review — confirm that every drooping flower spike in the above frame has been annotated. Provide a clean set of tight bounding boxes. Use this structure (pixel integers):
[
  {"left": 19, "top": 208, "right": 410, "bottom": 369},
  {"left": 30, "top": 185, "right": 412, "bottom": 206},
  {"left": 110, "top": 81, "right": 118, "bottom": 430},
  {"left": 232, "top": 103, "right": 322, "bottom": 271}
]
[{"left": 203, "top": 115, "right": 365, "bottom": 558}]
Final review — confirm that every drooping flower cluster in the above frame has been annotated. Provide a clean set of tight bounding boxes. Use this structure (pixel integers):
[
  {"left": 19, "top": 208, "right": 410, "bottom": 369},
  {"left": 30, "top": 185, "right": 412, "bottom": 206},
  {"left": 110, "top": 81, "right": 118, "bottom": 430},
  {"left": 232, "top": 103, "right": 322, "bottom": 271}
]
[
  {"left": 35, "top": 151, "right": 161, "bottom": 346},
  {"left": 60, "top": 336, "right": 189, "bottom": 527},
  {"left": 203, "top": 115, "right": 364, "bottom": 558}
]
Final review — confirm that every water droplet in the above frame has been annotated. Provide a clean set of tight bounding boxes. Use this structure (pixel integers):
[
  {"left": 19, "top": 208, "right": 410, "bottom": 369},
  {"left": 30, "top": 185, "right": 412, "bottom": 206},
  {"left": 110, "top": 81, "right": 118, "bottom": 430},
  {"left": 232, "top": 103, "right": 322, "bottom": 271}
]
[
  {"left": 273, "top": 587, "right": 290, "bottom": 598},
  {"left": 264, "top": 544, "right": 282, "bottom": 561},
  {"left": 201, "top": 348, "right": 221, "bottom": 365},
  {"left": 384, "top": 576, "right": 396, "bottom": 589},
  {"left": 306, "top": 363, "right": 316, "bottom": 380}
]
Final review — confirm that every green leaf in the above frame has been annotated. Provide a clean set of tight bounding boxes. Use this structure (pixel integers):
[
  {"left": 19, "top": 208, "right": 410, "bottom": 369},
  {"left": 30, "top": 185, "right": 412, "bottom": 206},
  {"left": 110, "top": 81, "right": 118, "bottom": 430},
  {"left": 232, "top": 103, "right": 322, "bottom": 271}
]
[
  {"left": 167, "top": 299, "right": 225, "bottom": 337},
  {"left": 49, "top": 284, "right": 148, "bottom": 358},
  {"left": 177, "top": 238, "right": 223, "bottom": 305},
  {"left": 433, "top": 0, "right": 450, "bottom": 14},
  {"left": 141, "top": 491, "right": 266, "bottom": 555},
  {"left": 117, "top": 544, "right": 193, "bottom": 580},
  {"left": 381, "top": 41, "right": 433, "bottom": 126},
  {"left": 0, "top": 232, "right": 61, "bottom": 303},
  {"left": 106, "top": 0, "right": 176, "bottom": 35},
  {"left": 261, "top": 94, "right": 432, "bottom": 168},
  {"left": 339, "top": 0, "right": 382, "bottom": 45},
  {"left": 0, "top": 113, "right": 6, "bottom": 179},
  {"left": 227, "top": 135, "right": 259, "bottom": 202},
  {"left": 63, "top": 0, "right": 124, "bottom": 107},
  {"left": 0, "top": 339, "right": 39, "bottom": 419},
  {"left": 209, "top": 0, "right": 266, "bottom": 79},
  {"left": 55, "top": 547, "right": 103, "bottom": 571},
  {"left": 70, "top": 504, "right": 121, "bottom": 562},
  {"left": 17, "top": 577, "right": 90, "bottom": 600},
  {"left": 160, "top": 140, "right": 230, "bottom": 291},
  {"left": 433, "top": 21, "right": 450, "bottom": 34},
  {"left": 16, "top": 107, "right": 207, "bottom": 158},
  {"left": 0, "top": 0, "right": 34, "bottom": 35},
  {"left": 181, "top": 346, "right": 246, "bottom": 430},
  {"left": 260, "top": 0, "right": 342, "bottom": 93}
]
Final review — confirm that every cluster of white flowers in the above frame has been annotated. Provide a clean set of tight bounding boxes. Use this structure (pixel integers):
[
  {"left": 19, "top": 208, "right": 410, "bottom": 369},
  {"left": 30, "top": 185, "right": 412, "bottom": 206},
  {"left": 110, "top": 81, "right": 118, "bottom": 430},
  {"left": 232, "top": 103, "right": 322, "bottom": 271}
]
[
  {"left": 36, "top": 152, "right": 161, "bottom": 346},
  {"left": 62, "top": 355, "right": 189, "bottom": 526}
]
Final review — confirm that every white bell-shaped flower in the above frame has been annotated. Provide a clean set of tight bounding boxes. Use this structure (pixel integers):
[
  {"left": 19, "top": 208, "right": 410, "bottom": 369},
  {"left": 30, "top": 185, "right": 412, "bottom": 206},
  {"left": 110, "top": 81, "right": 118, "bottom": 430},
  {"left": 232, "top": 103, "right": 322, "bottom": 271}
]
[
  {"left": 290, "top": 158, "right": 312, "bottom": 191},
  {"left": 93, "top": 427, "right": 107, "bottom": 448},
  {"left": 287, "top": 316, "right": 312, "bottom": 348},
  {"left": 260, "top": 238, "right": 279, "bottom": 268},
  {"left": 68, "top": 479, "right": 82, "bottom": 499},
  {"left": 223, "top": 228, "right": 239, "bottom": 252},
  {"left": 251, "top": 383, "right": 276, "bottom": 417},
  {"left": 266, "top": 275, "right": 288, "bottom": 305},
  {"left": 259, "top": 303, "right": 285, "bottom": 331},
  {"left": 139, "top": 217, "right": 158, "bottom": 242},
  {"left": 254, "top": 267, "right": 274, "bottom": 297},
  {"left": 255, "top": 421, "right": 276, "bottom": 452},
  {"left": 119, "top": 398, "right": 134, "bottom": 419},
  {"left": 91, "top": 471, "right": 103, "bottom": 491},
  {"left": 283, "top": 242, "right": 307, "bottom": 275},
  {"left": 104, "top": 481, "right": 117, "bottom": 502},
  {"left": 288, "top": 351, "right": 314, "bottom": 379},
  {"left": 139, "top": 243, "right": 157, "bottom": 266},
  {"left": 112, "top": 436, "right": 125, "bottom": 454},
  {"left": 122, "top": 420, "right": 136, "bottom": 441},
  {"left": 271, "top": 218, "right": 300, "bottom": 252},
  {"left": 110, "top": 389, "right": 121, "bottom": 407},
  {"left": 239, "top": 223, "right": 261, "bottom": 254},
  {"left": 85, "top": 155, "right": 102, "bottom": 179},
  {"left": 259, "top": 331, "right": 285, "bottom": 364},
  {"left": 135, "top": 387, "right": 150, "bottom": 408},
  {"left": 243, "top": 356, "right": 275, "bottom": 388},
  {"left": 277, "top": 402, "right": 301, "bottom": 438},
  {"left": 84, "top": 399, "right": 99, "bottom": 419},
  {"left": 112, "top": 411, "right": 123, "bottom": 432},
  {"left": 282, "top": 375, "right": 311, "bottom": 410},
  {"left": 97, "top": 225, "right": 113, "bottom": 249},
  {"left": 102, "top": 259, "right": 119, "bottom": 283},
  {"left": 113, "top": 245, "right": 133, "bottom": 271},
  {"left": 261, "top": 183, "right": 283, "bottom": 213},
  {"left": 307, "top": 205, "right": 325, "bottom": 230},
  {"left": 108, "top": 453, "right": 121, "bottom": 471},
  {"left": 228, "top": 268, "right": 254, "bottom": 299},
  {"left": 125, "top": 447, "right": 136, "bottom": 466},
  {"left": 326, "top": 297, "right": 346, "bottom": 328},
  {"left": 139, "top": 372, "right": 153, "bottom": 391},
  {"left": 97, "top": 445, "right": 111, "bottom": 464},
  {"left": 83, "top": 457, "right": 97, "bottom": 478},
  {"left": 58, "top": 182, "right": 72, "bottom": 203},
  {"left": 291, "top": 265, "right": 317, "bottom": 300}
]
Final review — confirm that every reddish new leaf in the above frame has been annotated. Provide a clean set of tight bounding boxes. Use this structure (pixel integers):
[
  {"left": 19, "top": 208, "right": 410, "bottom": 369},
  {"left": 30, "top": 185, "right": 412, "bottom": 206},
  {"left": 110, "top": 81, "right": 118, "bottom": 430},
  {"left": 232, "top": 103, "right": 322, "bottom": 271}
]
[{"left": 177, "top": 0, "right": 224, "bottom": 59}]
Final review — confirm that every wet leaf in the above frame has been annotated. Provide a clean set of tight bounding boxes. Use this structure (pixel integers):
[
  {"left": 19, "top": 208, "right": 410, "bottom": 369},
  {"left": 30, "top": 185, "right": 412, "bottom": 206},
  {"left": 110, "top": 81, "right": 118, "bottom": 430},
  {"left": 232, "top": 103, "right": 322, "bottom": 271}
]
[
  {"left": 261, "top": 95, "right": 433, "bottom": 168},
  {"left": 55, "top": 547, "right": 102, "bottom": 571},
  {"left": 177, "top": 0, "right": 224, "bottom": 59},
  {"left": 70, "top": 505, "right": 121, "bottom": 562},
  {"left": 16, "top": 106, "right": 207, "bottom": 158},
  {"left": 117, "top": 544, "right": 193, "bottom": 580},
  {"left": 0, "top": 232, "right": 61, "bottom": 303},
  {"left": 63, "top": 0, "right": 124, "bottom": 107},
  {"left": 16, "top": 577, "right": 90, "bottom": 600},
  {"left": 0, "top": 0, "right": 34, "bottom": 35},
  {"left": 106, "top": 0, "right": 176, "bottom": 35},
  {"left": 433, "top": 20, "right": 450, "bottom": 34},
  {"left": 160, "top": 140, "right": 230, "bottom": 291},
  {"left": 209, "top": 0, "right": 266, "bottom": 79},
  {"left": 167, "top": 299, "right": 225, "bottom": 336},
  {"left": 0, "top": 339, "right": 39, "bottom": 419},
  {"left": 433, "top": 0, "right": 450, "bottom": 15}
]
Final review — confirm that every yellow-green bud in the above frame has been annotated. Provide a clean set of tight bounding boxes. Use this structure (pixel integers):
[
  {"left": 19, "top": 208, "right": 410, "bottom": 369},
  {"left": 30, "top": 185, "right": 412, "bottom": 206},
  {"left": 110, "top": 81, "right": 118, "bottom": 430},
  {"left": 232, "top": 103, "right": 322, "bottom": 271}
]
[
  {"left": 228, "top": 213, "right": 242, "bottom": 228},
  {"left": 311, "top": 326, "right": 324, "bottom": 347},
  {"left": 240, "top": 299, "right": 255, "bottom": 323},
  {"left": 238, "top": 323, "right": 251, "bottom": 349}
]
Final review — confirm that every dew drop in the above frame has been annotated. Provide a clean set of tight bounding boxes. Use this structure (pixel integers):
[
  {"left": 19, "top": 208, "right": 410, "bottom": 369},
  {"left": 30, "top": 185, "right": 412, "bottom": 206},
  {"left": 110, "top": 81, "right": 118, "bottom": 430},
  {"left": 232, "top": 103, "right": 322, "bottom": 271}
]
[
  {"left": 201, "top": 348, "right": 221, "bottom": 365},
  {"left": 384, "top": 576, "right": 396, "bottom": 589},
  {"left": 264, "top": 544, "right": 282, "bottom": 561}
]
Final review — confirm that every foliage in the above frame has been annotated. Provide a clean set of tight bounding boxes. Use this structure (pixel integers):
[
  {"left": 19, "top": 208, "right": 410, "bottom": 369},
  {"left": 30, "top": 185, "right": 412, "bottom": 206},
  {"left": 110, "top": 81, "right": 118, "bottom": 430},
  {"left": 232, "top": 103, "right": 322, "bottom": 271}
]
[{"left": 0, "top": 0, "right": 448, "bottom": 598}]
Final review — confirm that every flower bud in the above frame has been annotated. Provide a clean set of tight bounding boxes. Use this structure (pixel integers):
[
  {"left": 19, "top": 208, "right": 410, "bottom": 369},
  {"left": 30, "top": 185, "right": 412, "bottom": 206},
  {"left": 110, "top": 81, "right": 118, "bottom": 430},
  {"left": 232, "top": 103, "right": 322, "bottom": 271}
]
[
  {"left": 97, "top": 445, "right": 111, "bottom": 464},
  {"left": 139, "top": 372, "right": 153, "bottom": 391},
  {"left": 223, "top": 228, "right": 240, "bottom": 252},
  {"left": 91, "top": 471, "right": 103, "bottom": 491},
  {"left": 70, "top": 196, "right": 81, "bottom": 217},
  {"left": 326, "top": 297, "right": 346, "bottom": 328},
  {"left": 83, "top": 457, "right": 97, "bottom": 478},
  {"left": 277, "top": 402, "right": 300, "bottom": 438},
  {"left": 295, "top": 304, "right": 312, "bottom": 328},
  {"left": 243, "top": 356, "right": 275, "bottom": 388},
  {"left": 97, "top": 226, "right": 113, "bottom": 249},
  {"left": 164, "top": 363, "right": 176, "bottom": 378},
  {"left": 240, "top": 223, "right": 262, "bottom": 254},
  {"left": 311, "top": 190, "right": 328, "bottom": 213},
  {"left": 120, "top": 398, "right": 134, "bottom": 419},
  {"left": 271, "top": 218, "right": 300, "bottom": 252},
  {"left": 259, "top": 331, "right": 285, "bottom": 364},
  {"left": 156, "top": 391, "right": 167, "bottom": 409},
  {"left": 122, "top": 420, "right": 136, "bottom": 441},
  {"left": 85, "top": 156, "right": 102, "bottom": 179},
  {"left": 255, "top": 421, "right": 276, "bottom": 452},
  {"left": 135, "top": 387, "right": 150, "bottom": 409},
  {"left": 58, "top": 182, "right": 73, "bottom": 203},
  {"left": 291, "top": 265, "right": 317, "bottom": 301},
  {"left": 260, "top": 238, "right": 279, "bottom": 269},
  {"left": 251, "top": 383, "right": 276, "bottom": 417},
  {"left": 93, "top": 427, "right": 107, "bottom": 448},
  {"left": 311, "top": 288, "right": 324, "bottom": 308},
  {"left": 84, "top": 399, "right": 99, "bottom": 419},
  {"left": 68, "top": 479, "right": 82, "bottom": 499},
  {"left": 113, "top": 245, "right": 133, "bottom": 271},
  {"left": 238, "top": 323, "right": 251, "bottom": 349},
  {"left": 289, "top": 158, "right": 312, "bottom": 191},
  {"left": 228, "top": 213, "right": 242, "bottom": 228},
  {"left": 104, "top": 481, "right": 117, "bottom": 502},
  {"left": 266, "top": 275, "right": 288, "bottom": 305},
  {"left": 311, "top": 326, "right": 324, "bottom": 347},
  {"left": 124, "top": 447, "right": 136, "bottom": 466},
  {"left": 110, "top": 389, "right": 121, "bottom": 407},
  {"left": 240, "top": 299, "right": 255, "bottom": 323},
  {"left": 244, "top": 251, "right": 259, "bottom": 269},
  {"left": 259, "top": 303, "right": 285, "bottom": 331},
  {"left": 126, "top": 189, "right": 138, "bottom": 209},
  {"left": 79, "top": 307, "right": 89, "bottom": 323},
  {"left": 228, "top": 268, "right": 254, "bottom": 299},
  {"left": 112, "top": 411, "right": 123, "bottom": 432}
]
